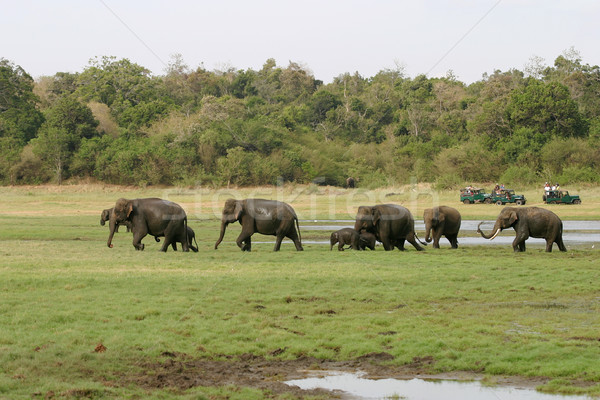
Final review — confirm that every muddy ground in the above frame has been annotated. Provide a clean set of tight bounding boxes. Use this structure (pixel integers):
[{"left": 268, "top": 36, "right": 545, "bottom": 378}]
[{"left": 115, "top": 351, "right": 553, "bottom": 398}]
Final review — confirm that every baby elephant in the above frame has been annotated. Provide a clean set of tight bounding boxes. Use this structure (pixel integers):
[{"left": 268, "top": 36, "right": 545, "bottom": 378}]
[
  {"left": 155, "top": 226, "right": 199, "bottom": 252},
  {"left": 100, "top": 208, "right": 132, "bottom": 233},
  {"left": 358, "top": 231, "right": 376, "bottom": 250},
  {"left": 330, "top": 228, "right": 374, "bottom": 251}
]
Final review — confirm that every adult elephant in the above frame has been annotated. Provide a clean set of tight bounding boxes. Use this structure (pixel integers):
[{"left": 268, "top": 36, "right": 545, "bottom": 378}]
[
  {"left": 477, "top": 206, "right": 566, "bottom": 252},
  {"left": 354, "top": 204, "right": 425, "bottom": 251},
  {"left": 214, "top": 199, "right": 303, "bottom": 251},
  {"left": 100, "top": 208, "right": 132, "bottom": 233},
  {"left": 423, "top": 206, "right": 461, "bottom": 249},
  {"left": 107, "top": 198, "right": 189, "bottom": 252}
]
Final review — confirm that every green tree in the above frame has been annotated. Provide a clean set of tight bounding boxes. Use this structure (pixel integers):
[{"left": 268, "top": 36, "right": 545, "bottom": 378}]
[
  {"left": 508, "top": 80, "right": 587, "bottom": 138},
  {"left": 32, "top": 96, "right": 99, "bottom": 184},
  {"left": 0, "top": 59, "right": 45, "bottom": 182},
  {"left": 77, "top": 56, "right": 171, "bottom": 128},
  {"left": 0, "top": 59, "right": 44, "bottom": 144}
]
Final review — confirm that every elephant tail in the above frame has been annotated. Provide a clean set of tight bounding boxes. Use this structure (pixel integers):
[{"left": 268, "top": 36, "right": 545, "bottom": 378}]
[
  {"left": 184, "top": 216, "right": 189, "bottom": 252},
  {"left": 414, "top": 231, "right": 428, "bottom": 246},
  {"left": 295, "top": 217, "right": 302, "bottom": 245},
  {"left": 557, "top": 221, "right": 567, "bottom": 252}
]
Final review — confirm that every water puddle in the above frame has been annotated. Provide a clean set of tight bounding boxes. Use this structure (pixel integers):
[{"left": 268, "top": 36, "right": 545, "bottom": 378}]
[{"left": 285, "top": 371, "right": 592, "bottom": 400}]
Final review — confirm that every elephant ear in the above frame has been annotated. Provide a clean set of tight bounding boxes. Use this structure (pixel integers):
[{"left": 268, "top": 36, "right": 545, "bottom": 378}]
[
  {"left": 126, "top": 202, "right": 134, "bottom": 219},
  {"left": 234, "top": 201, "right": 244, "bottom": 220},
  {"left": 372, "top": 207, "right": 381, "bottom": 226},
  {"left": 508, "top": 211, "right": 518, "bottom": 225}
]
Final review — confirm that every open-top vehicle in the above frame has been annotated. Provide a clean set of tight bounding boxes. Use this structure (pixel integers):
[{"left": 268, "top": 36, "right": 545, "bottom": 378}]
[
  {"left": 490, "top": 189, "right": 526, "bottom": 206},
  {"left": 460, "top": 188, "right": 491, "bottom": 204},
  {"left": 543, "top": 190, "right": 581, "bottom": 204}
]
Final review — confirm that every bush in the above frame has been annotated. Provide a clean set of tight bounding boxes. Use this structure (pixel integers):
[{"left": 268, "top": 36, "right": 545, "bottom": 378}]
[
  {"left": 556, "top": 166, "right": 600, "bottom": 184},
  {"left": 434, "top": 173, "right": 463, "bottom": 190},
  {"left": 434, "top": 141, "right": 502, "bottom": 182},
  {"left": 499, "top": 166, "right": 539, "bottom": 187}
]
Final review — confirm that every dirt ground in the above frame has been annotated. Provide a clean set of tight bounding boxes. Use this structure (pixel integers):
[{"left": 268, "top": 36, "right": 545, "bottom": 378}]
[{"left": 116, "top": 351, "right": 552, "bottom": 398}]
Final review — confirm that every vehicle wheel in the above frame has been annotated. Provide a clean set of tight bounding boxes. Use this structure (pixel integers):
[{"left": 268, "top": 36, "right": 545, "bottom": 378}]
[
  {"left": 463, "top": 199, "right": 471, "bottom": 205},
  {"left": 573, "top": 199, "right": 581, "bottom": 204},
  {"left": 484, "top": 198, "right": 492, "bottom": 204},
  {"left": 542, "top": 195, "right": 546, "bottom": 202},
  {"left": 495, "top": 200, "right": 503, "bottom": 206},
  {"left": 515, "top": 199, "right": 523, "bottom": 206}
]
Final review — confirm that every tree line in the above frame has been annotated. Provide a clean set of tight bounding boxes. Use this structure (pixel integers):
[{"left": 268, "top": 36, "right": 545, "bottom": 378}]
[{"left": 1, "top": 48, "right": 599, "bottom": 188}]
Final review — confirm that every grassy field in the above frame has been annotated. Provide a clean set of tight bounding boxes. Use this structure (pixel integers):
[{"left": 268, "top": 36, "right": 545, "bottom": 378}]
[{"left": 1, "top": 184, "right": 599, "bottom": 399}]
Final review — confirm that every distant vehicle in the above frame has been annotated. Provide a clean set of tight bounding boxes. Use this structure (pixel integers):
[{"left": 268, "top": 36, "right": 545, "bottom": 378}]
[
  {"left": 460, "top": 188, "right": 491, "bottom": 204},
  {"left": 543, "top": 190, "right": 582, "bottom": 204},
  {"left": 490, "top": 189, "right": 526, "bottom": 206}
]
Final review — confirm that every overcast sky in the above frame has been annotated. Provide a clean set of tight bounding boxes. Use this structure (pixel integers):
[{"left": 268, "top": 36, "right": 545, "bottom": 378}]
[{"left": 2, "top": 0, "right": 599, "bottom": 83}]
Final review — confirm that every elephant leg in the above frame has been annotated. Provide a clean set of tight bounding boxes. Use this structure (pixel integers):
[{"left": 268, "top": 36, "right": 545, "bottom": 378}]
[
  {"left": 395, "top": 238, "right": 406, "bottom": 251},
  {"left": 556, "top": 236, "right": 567, "bottom": 252},
  {"left": 242, "top": 236, "right": 251, "bottom": 251},
  {"left": 406, "top": 235, "right": 424, "bottom": 251},
  {"left": 447, "top": 234, "right": 459, "bottom": 249},
  {"left": 513, "top": 233, "right": 528, "bottom": 252},
  {"left": 286, "top": 229, "right": 303, "bottom": 251},
  {"left": 545, "top": 239, "right": 554, "bottom": 252},
  {"left": 160, "top": 237, "right": 172, "bottom": 252},
  {"left": 132, "top": 229, "right": 147, "bottom": 251},
  {"left": 189, "top": 234, "right": 198, "bottom": 252},
  {"left": 171, "top": 242, "right": 178, "bottom": 251},
  {"left": 236, "top": 232, "right": 252, "bottom": 251},
  {"left": 179, "top": 228, "right": 189, "bottom": 252},
  {"left": 338, "top": 238, "right": 345, "bottom": 251},
  {"left": 274, "top": 234, "right": 285, "bottom": 251},
  {"left": 432, "top": 230, "right": 441, "bottom": 249},
  {"left": 512, "top": 238, "right": 525, "bottom": 252},
  {"left": 350, "top": 235, "right": 360, "bottom": 250},
  {"left": 380, "top": 235, "right": 393, "bottom": 251}
]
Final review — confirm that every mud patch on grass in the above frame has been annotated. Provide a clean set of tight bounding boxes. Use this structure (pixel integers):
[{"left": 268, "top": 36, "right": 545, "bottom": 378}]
[{"left": 115, "top": 351, "right": 568, "bottom": 398}]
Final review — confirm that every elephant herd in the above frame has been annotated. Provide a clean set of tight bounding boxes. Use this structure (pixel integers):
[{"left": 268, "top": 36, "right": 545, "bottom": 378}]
[{"left": 101, "top": 197, "right": 567, "bottom": 253}]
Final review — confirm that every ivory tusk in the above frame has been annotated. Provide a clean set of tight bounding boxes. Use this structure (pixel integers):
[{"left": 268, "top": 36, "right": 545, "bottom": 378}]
[{"left": 490, "top": 229, "right": 501, "bottom": 240}]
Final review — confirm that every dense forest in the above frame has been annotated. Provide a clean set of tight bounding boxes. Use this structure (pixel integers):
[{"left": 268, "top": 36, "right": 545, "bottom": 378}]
[{"left": 1, "top": 48, "right": 599, "bottom": 188}]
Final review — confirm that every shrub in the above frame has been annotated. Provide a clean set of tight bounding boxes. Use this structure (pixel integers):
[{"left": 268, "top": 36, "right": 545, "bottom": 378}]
[
  {"left": 434, "top": 173, "right": 463, "bottom": 190},
  {"left": 499, "top": 166, "right": 539, "bottom": 187},
  {"left": 557, "top": 166, "right": 600, "bottom": 184}
]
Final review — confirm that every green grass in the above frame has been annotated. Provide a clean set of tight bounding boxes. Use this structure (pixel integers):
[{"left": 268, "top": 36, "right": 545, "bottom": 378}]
[{"left": 1, "top": 185, "right": 599, "bottom": 398}]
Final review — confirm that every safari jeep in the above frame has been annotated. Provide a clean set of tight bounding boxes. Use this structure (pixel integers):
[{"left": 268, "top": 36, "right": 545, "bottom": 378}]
[
  {"left": 460, "top": 188, "right": 491, "bottom": 204},
  {"left": 543, "top": 190, "right": 582, "bottom": 204},
  {"left": 490, "top": 189, "right": 526, "bottom": 206}
]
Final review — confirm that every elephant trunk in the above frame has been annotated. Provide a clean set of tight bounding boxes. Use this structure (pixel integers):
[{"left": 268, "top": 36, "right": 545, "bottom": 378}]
[
  {"left": 425, "top": 223, "right": 434, "bottom": 243},
  {"left": 477, "top": 221, "right": 501, "bottom": 240},
  {"left": 107, "top": 215, "right": 117, "bottom": 248},
  {"left": 214, "top": 221, "right": 228, "bottom": 249}
]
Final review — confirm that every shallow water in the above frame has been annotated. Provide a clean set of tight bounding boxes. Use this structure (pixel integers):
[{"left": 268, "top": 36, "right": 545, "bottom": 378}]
[
  {"left": 295, "top": 220, "right": 600, "bottom": 246},
  {"left": 300, "top": 220, "right": 600, "bottom": 231},
  {"left": 285, "top": 371, "right": 593, "bottom": 400}
]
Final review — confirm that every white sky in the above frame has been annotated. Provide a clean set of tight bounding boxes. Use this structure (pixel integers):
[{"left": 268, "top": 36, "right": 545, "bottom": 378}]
[{"left": 2, "top": 0, "right": 599, "bottom": 84}]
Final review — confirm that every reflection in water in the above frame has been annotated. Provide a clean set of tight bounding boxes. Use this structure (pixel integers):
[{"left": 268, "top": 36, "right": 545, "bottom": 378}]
[{"left": 285, "top": 371, "right": 592, "bottom": 400}]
